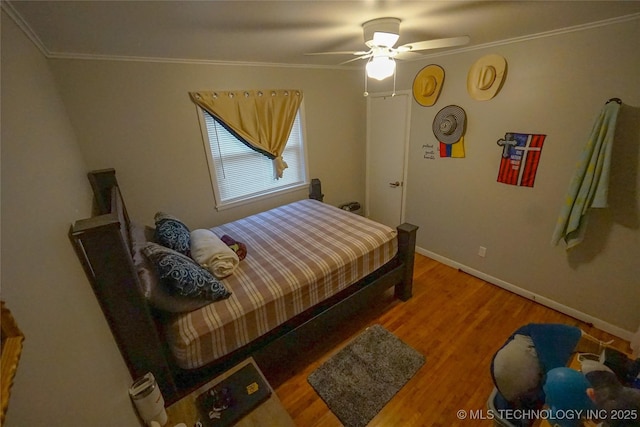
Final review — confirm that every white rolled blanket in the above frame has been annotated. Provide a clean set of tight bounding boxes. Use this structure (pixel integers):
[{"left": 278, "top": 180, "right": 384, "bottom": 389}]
[{"left": 190, "top": 229, "right": 239, "bottom": 278}]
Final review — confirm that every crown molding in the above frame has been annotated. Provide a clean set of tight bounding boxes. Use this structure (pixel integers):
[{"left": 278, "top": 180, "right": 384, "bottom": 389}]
[
  {"left": 1, "top": 0, "right": 50, "bottom": 56},
  {"left": 44, "top": 51, "right": 351, "bottom": 71},
  {"left": 407, "top": 12, "right": 640, "bottom": 61}
]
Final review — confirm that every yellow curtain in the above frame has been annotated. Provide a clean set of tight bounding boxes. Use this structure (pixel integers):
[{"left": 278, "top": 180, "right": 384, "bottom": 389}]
[{"left": 190, "top": 89, "right": 303, "bottom": 179}]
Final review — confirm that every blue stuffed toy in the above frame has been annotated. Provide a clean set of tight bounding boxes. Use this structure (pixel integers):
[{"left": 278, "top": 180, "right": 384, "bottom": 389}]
[{"left": 543, "top": 367, "right": 596, "bottom": 427}]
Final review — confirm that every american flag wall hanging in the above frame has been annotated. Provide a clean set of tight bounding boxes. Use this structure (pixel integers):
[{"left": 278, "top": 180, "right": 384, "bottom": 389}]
[{"left": 496, "top": 133, "right": 546, "bottom": 187}]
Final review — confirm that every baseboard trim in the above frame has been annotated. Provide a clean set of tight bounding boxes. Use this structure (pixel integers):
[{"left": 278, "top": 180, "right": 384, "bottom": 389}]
[{"left": 416, "top": 246, "right": 634, "bottom": 342}]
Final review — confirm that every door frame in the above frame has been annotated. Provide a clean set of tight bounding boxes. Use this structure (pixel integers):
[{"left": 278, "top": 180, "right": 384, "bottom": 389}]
[{"left": 365, "top": 90, "right": 412, "bottom": 225}]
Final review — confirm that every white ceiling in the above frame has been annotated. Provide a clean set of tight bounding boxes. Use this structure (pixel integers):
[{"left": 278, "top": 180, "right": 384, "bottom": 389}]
[{"left": 6, "top": 1, "right": 640, "bottom": 68}]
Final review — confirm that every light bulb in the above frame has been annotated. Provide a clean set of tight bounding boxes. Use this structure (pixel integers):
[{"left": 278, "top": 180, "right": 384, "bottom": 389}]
[{"left": 366, "top": 56, "right": 396, "bottom": 81}]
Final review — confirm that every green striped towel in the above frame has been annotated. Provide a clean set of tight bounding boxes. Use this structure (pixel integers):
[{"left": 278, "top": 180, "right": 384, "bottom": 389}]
[{"left": 551, "top": 101, "right": 621, "bottom": 249}]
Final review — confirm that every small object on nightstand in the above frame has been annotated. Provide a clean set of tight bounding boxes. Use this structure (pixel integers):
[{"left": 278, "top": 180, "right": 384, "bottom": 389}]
[
  {"left": 209, "top": 386, "right": 233, "bottom": 412},
  {"left": 195, "top": 363, "right": 272, "bottom": 427},
  {"left": 339, "top": 201, "right": 361, "bottom": 214}
]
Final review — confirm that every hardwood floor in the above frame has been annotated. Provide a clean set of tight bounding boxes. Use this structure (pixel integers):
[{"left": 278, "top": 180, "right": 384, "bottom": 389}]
[{"left": 259, "top": 254, "right": 631, "bottom": 427}]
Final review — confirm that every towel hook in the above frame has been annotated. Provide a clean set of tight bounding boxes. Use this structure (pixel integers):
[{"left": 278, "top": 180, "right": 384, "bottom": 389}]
[{"left": 606, "top": 97, "right": 622, "bottom": 105}]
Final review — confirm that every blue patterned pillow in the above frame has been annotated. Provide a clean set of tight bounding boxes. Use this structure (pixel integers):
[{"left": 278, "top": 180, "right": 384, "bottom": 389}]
[
  {"left": 142, "top": 242, "right": 231, "bottom": 301},
  {"left": 154, "top": 212, "right": 191, "bottom": 256}
]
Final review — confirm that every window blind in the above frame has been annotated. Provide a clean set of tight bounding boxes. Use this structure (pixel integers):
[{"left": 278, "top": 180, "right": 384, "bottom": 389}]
[{"left": 202, "top": 110, "right": 307, "bottom": 208}]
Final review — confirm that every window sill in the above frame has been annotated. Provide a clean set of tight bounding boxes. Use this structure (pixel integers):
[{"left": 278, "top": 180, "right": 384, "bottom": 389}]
[{"left": 215, "top": 181, "right": 309, "bottom": 211}]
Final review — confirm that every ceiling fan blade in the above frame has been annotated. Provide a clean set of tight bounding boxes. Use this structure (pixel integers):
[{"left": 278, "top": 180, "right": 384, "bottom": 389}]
[
  {"left": 393, "top": 51, "right": 427, "bottom": 61},
  {"left": 397, "top": 36, "right": 470, "bottom": 52},
  {"left": 304, "top": 50, "right": 369, "bottom": 56},
  {"left": 339, "top": 55, "right": 371, "bottom": 65}
]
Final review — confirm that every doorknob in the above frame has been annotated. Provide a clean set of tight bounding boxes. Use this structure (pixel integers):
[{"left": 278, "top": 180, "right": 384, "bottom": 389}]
[{"left": 389, "top": 181, "right": 401, "bottom": 188}]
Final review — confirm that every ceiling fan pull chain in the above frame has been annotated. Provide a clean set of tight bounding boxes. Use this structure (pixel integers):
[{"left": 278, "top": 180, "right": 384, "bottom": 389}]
[
  {"left": 363, "top": 58, "right": 370, "bottom": 97},
  {"left": 392, "top": 65, "right": 397, "bottom": 97}
]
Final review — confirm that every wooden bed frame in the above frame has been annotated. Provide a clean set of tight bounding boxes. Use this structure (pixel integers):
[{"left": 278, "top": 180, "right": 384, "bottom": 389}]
[{"left": 69, "top": 169, "right": 418, "bottom": 403}]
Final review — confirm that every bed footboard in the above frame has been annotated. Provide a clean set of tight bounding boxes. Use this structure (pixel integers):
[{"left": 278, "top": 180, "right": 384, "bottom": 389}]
[{"left": 395, "top": 223, "right": 418, "bottom": 301}]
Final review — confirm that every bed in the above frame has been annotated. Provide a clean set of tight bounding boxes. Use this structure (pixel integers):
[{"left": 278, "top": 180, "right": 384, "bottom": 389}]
[{"left": 69, "top": 169, "right": 418, "bottom": 403}]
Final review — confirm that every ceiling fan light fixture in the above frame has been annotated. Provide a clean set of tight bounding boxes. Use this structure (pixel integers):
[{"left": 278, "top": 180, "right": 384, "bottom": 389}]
[
  {"left": 363, "top": 17, "right": 401, "bottom": 47},
  {"left": 372, "top": 31, "right": 399, "bottom": 48},
  {"left": 366, "top": 56, "right": 396, "bottom": 80}
]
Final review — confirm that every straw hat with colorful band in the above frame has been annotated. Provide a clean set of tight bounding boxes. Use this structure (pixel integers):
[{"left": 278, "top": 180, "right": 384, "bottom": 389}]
[
  {"left": 467, "top": 54, "right": 507, "bottom": 101},
  {"left": 432, "top": 105, "right": 466, "bottom": 144},
  {"left": 413, "top": 64, "right": 445, "bottom": 107}
]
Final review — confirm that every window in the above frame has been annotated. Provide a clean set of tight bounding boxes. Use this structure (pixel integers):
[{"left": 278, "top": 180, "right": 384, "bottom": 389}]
[{"left": 199, "top": 107, "right": 308, "bottom": 210}]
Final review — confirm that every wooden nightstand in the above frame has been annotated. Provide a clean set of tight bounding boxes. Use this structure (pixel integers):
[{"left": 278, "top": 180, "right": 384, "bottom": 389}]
[{"left": 165, "top": 358, "right": 294, "bottom": 427}]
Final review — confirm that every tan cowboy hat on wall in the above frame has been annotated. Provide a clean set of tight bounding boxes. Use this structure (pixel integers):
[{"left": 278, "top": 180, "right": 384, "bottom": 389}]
[
  {"left": 467, "top": 54, "right": 507, "bottom": 101},
  {"left": 413, "top": 64, "right": 445, "bottom": 107}
]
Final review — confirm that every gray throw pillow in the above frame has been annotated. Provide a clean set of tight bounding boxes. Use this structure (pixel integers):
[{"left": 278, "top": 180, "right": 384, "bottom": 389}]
[{"left": 142, "top": 242, "right": 231, "bottom": 301}]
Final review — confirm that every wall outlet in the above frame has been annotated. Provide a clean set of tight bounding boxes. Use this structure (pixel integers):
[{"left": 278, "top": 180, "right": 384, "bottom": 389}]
[{"left": 478, "top": 246, "right": 487, "bottom": 257}]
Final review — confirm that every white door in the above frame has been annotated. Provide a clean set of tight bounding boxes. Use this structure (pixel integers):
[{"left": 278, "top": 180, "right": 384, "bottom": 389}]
[{"left": 366, "top": 92, "right": 411, "bottom": 227}]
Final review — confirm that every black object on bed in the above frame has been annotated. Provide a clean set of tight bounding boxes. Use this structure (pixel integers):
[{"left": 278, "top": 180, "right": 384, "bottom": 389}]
[{"left": 69, "top": 169, "right": 418, "bottom": 403}]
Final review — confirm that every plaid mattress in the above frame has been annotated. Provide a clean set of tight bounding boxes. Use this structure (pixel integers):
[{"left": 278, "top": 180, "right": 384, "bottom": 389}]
[{"left": 166, "top": 199, "right": 398, "bottom": 369}]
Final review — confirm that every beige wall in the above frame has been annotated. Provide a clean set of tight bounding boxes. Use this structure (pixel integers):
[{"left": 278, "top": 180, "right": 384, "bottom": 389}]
[
  {"left": 1, "top": 12, "right": 140, "bottom": 426},
  {"left": 397, "top": 18, "right": 640, "bottom": 335},
  {"left": 48, "top": 59, "right": 366, "bottom": 229}
]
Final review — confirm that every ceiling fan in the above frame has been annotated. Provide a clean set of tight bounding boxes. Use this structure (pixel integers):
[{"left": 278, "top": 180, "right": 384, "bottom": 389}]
[{"left": 307, "top": 17, "right": 470, "bottom": 81}]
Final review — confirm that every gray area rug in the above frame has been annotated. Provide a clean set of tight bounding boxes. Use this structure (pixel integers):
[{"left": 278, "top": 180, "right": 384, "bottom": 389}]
[{"left": 307, "top": 324, "right": 425, "bottom": 427}]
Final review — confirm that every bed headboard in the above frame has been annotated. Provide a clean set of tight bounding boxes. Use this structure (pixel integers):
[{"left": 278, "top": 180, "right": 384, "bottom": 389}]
[{"left": 69, "top": 169, "right": 178, "bottom": 402}]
